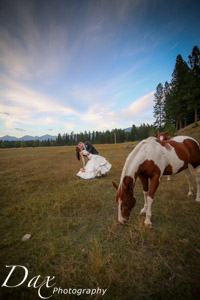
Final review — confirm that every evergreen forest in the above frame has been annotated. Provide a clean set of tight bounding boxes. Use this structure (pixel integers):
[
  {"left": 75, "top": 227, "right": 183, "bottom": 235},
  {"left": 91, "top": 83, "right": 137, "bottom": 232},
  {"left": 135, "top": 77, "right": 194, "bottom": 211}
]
[{"left": 153, "top": 45, "right": 200, "bottom": 131}]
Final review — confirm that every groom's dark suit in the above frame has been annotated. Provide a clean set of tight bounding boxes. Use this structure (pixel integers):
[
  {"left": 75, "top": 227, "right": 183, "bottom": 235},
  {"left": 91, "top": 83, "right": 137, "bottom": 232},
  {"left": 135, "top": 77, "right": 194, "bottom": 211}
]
[{"left": 84, "top": 141, "right": 99, "bottom": 155}]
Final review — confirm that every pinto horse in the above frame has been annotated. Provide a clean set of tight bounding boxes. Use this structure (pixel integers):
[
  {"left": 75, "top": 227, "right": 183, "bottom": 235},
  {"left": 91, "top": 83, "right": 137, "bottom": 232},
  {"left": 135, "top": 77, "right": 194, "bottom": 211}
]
[
  {"left": 157, "top": 130, "right": 172, "bottom": 141},
  {"left": 157, "top": 131, "right": 195, "bottom": 183},
  {"left": 112, "top": 136, "right": 200, "bottom": 226}
]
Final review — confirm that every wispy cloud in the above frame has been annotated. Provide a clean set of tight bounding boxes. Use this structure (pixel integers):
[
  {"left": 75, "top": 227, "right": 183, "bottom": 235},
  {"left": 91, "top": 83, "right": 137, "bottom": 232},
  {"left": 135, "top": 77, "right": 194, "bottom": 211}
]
[
  {"left": 0, "top": 1, "right": 72, "bottom": 80},
  {"left": 0, "top": 74, "right": 78, "bottom": 134},
  {"left": 75, "top": 91, "right": 155, "bottom": 132},
  {"left": 110, "top": 91, "right": 155, "bottom": 124},
  {"left": 15, "top": 128, "right": 26, "bottom": 132},
  {"left": 0, "top": 112, "right": 10, "bottom": 116},
  {"left": 0, "top": 76, "right": 76, "bottom": 114},
  {"left": 129, "top": 91, "right": 155, "bottom": 115}
]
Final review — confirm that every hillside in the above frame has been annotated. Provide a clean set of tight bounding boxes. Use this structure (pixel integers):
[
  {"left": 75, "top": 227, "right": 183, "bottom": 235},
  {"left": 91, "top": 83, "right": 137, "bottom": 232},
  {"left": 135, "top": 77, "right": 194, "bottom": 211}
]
[{"left": 175, "top": 121, "right": 200, "bottom": 141}]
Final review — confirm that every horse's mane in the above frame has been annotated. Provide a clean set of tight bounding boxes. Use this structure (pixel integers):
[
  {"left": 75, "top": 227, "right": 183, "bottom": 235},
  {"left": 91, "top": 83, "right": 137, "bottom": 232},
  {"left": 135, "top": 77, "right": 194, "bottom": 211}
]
[{"left": 120, "top": 137, "right": 157, "bottom": 183}]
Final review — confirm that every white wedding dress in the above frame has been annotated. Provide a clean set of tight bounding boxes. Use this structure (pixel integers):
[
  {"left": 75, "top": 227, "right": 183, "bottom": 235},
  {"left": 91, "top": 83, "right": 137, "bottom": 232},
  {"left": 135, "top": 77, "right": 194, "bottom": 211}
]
[{"left": 77, "top": 150, "right": 112, "bottom": 179}]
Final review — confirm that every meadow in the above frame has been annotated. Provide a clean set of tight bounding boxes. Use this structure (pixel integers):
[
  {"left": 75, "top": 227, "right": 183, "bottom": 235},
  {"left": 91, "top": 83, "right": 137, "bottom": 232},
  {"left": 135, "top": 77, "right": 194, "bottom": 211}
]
[{"left": 0, "top": 142, "right": 200, "bottom": 300}]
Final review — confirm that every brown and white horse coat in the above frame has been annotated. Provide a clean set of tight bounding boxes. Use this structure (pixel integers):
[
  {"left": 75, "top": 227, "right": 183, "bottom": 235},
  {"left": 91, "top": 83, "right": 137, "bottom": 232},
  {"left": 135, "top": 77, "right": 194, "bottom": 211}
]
[
  {"left": 113, "top": 136, "right": 200, "bottom": 226},
  {"left": 157, "top": 131, "right": 198, "bottom": 185}
]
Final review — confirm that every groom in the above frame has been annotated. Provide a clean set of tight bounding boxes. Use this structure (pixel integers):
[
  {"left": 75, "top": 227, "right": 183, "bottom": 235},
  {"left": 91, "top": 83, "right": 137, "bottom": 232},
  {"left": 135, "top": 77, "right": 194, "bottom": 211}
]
[{"left": 78, "top": 141, "right": 99, "bottom": 155}]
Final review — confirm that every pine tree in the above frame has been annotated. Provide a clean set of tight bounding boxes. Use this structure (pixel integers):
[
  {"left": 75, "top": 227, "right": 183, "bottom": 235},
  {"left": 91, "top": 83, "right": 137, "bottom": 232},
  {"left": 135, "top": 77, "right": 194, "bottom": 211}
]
[
  {"left": 95, "top": 131, "right": 99, "bottom": 143},
  {"left": 130, "top": 124, "right": 137, "bottom": 141},
  {"left": 162, "top": 81, "right": 173, "bottom": 127},
  {"left": 169, "top": 54, "right": 190, "bottom": 129},
  {"left": 84, "top": 131, "right": 89, "bottom": 141},
  {"left": 91, "top": 131, "right": 95, "bottom": 144},
  {"left": 88, "top": 131, "right": 91, "bottom": 142},
  {"left": 188, "top": 45, "right": 200, "bottom": 123},
  {"left": 153, "top": 83, "right": 165, "bottom": 130},
  {"left": 56, "top": 133, "right": 62, "bottom": 145}
]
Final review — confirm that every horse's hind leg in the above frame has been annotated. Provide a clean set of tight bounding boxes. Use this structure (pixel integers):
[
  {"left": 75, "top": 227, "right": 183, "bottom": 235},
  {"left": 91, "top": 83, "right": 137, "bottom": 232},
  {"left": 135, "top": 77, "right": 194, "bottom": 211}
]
[
  {"left": 139, "top": 175, "right": 148, "bottom": 215},
  {"left": 184, "top": 168, "right": 194, "bottom": 197},
  {"left": 195, "top": 166, "right": 200, "bottom": 202}
]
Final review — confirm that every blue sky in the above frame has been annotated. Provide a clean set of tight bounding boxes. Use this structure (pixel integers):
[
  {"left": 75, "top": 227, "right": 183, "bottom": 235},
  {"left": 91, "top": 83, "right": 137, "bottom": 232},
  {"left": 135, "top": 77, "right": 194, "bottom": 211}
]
[{"left": 0, "top": 0, "right": 200, "bottom": 137}]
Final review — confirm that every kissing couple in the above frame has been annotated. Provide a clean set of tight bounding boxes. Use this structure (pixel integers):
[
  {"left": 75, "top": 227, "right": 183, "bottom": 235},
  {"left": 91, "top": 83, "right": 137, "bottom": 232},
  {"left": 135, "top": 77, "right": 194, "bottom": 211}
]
[{"left": 76, "top": 141, "right": 112, "bottom": 179}]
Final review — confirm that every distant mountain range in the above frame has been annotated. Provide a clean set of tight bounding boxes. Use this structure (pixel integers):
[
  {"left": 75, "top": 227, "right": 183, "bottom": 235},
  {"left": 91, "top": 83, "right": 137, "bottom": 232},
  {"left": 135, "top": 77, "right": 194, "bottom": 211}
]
[
  {"left": 124, "top": 127, "right": 131, "bottom": 132},
  {"left": 0, "top": 128, "right": 132, "bottom": 142},
  {"left": 0, "top": 134, "right": 57, "bottom": 142}
]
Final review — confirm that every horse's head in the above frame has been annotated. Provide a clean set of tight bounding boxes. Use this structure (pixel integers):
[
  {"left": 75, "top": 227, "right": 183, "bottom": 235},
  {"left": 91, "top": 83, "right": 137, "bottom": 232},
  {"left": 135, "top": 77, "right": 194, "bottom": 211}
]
[
  {"left": 157, "top": 130, "right": 171, "bottom": 141},
  {"left": 112, "top": 176, "right": 136, "bottom": 224}
]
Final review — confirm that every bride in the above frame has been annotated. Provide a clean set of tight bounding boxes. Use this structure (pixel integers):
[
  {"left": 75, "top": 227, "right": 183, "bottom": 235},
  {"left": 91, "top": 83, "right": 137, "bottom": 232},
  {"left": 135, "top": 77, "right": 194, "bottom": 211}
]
[{"left": 76, "top": 147, "right": 112, "bottom": 179}]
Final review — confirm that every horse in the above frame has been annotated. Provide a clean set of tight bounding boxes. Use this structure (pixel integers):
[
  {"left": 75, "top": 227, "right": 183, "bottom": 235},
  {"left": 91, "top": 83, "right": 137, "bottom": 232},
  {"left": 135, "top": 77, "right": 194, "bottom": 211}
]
[
  {"left": 112, "top": 136, "right": 200, "bottom": 227},
  {"left": 157, "top": 130, "right": 172, "bottom": 141},
  {"left": 157, "top": 131, "right": 196, "bottom": 184}
]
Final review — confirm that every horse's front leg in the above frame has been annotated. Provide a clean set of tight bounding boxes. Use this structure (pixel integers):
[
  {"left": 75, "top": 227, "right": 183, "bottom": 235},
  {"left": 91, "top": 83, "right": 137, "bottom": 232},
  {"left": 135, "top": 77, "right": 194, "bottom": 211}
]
[
  {"left": 144, "top": 173, "right": 160, "bottom": 227},
  {"left": 196, "top": 166, "right": 200, "bottom": 202},
  {"left": 139, "top": 175, "right": 148, "bottom": 215}
]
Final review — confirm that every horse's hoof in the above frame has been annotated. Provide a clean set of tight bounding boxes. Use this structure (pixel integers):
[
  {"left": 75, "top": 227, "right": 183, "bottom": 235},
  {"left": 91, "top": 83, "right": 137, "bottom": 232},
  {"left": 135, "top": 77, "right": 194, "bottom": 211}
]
[
  {"left": 144, "top": 223, "right": 152, "bottom": 228},
  {"left": 188, "top": 192, "right": 194, "bottom": 197},
  {"left": 195, "top": 199, "right": 200, "bottom": 202}
]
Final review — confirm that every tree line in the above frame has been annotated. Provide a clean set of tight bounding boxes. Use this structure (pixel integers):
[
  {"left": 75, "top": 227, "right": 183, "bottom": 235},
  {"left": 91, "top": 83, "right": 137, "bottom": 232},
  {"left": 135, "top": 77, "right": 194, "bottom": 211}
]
[
  {"left": 0, "top": 124, "right": 154, "bottom": 148},
  {"left": 153, "top": 45, "right": 200, "bottom": 131}
]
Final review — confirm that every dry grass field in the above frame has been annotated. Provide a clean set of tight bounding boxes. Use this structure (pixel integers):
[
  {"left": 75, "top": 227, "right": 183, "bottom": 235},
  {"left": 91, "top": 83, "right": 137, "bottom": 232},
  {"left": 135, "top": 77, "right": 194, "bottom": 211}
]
[
  {"left": 0, "top": 142, "right": 200, "bottom": 300},
  {"left": 175, "top": 121, "right": 200, "bottom": 140}
]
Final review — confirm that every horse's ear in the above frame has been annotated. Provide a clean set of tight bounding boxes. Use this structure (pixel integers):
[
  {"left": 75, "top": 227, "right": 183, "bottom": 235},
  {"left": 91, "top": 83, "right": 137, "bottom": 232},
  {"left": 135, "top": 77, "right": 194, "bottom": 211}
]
[
  {"left": 165, "top": 131, "right": 168, "bottom": 135},
  {"left": 157, "top": 130, "right": 160, "bottom": 135},
  {"left": 112, "top": 181, "right": 118, "bottom": 190}
]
